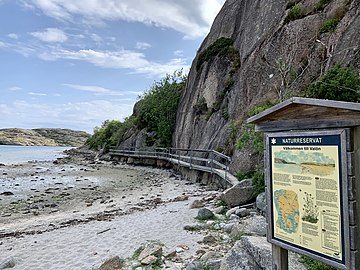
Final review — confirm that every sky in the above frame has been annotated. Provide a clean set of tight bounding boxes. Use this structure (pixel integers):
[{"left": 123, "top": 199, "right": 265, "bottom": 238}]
[{"left": 0, "top": 0, "right": 225, "bottom": 134}]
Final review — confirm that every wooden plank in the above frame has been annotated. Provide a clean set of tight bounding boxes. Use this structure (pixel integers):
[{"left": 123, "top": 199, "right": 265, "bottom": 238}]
[
  {"left": 348, "top": 152, "right": 355, "bottom": 176},
  {"left": 350, "top": 225, "right": 357, "bottom": 250},
  {"left": 349, "top": 201, "right": 357, "bottom": 226},
  {"left": 247, "top": 97, "right": 360, "bottom": 124},
  {"left": 351, "top": 250, "right": 357, "bottom": 270},
  {"left": 346, "top": 129, "right": 353, "bottom": 152},
  {"left": 255, "top": 118, "right": 360, "bottom": 132},
  {"left": 348, "top": 176, "right": 356, "bottom": 201},
  {"left": 272, "top": 244, "right": 288, "bottom": 270}
]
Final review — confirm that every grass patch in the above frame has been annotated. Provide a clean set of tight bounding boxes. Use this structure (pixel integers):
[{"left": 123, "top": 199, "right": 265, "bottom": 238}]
[{"left": 299, "top": 256, "right": 336, "bottom": 270}]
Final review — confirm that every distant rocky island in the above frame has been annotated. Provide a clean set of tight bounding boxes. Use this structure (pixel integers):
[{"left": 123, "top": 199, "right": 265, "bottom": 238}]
[{"left": 0, "top": 128, "right": 90, "bottom": 147}]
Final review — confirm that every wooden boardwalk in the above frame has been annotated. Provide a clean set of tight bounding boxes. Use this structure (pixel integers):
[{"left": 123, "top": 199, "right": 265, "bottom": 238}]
[{"left": 109, "top": 148, "right": 238, "bottom": 186}]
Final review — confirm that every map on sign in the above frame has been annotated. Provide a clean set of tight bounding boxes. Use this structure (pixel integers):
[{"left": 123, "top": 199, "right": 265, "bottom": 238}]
[{"left": 274, "top": 189, "right": 299, "bottom": 234}]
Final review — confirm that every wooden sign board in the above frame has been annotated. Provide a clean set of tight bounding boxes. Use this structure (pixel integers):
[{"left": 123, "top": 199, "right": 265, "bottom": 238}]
[{"left": 265, "top": 129, "right": 350, "bottom": 269}]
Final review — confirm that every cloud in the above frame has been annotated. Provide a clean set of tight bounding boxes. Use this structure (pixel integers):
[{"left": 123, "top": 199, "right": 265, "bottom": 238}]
[
  {"left": 0, "top": 99, "right": 135, "bottom": 133},
  {"left": 90, "top": 33, "right": 102, "bottom": 43},
  {"left": 55, "top": 48, "right": 189, "bottom": 77},
  {"left": 8, "top": 86, "right": 23, "bottom": 91},
  {"left": 1, "top": 39, "right": 189, "bottom": 77},
  {"left": 23, "top": 0, "right": 225, "bottom": 38},
  {"left": 8, "top": 33, "right": 19, "bottom": 39},
  {"left": 28, "top": 92, "right": 47, "bottom": 96},
  {"left": 136, "top": 42, "right": 152, "bottom": 50},
  {"left": 174, "top": 50, "right": 184, "bottom": 57},
  {"left": 30, "top": 28, "right": 68, "bottom": 43},
  {"left": 63, "top": 83, "right": 124, "bottom": 96}
]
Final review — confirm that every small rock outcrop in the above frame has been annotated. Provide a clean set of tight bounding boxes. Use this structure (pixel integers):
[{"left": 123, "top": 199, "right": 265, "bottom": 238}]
[
  {"left": 0, "top": 128, "right": 90, "bottom": 146},
  {"left": 98, "top": 256, "right": 123, "bottom": 270},
  {"left": 196, "top": 208, "right": 215, "bottom": 220}
]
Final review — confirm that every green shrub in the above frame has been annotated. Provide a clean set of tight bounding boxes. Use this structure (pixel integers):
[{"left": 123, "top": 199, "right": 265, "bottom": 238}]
[
  {"left": 286, "top": 0, "right": 299, "bottom": 9},
  {"left": 306, "top": 65, "right": 360, "bottom": 102},
  {"left": 85, "top": 120, "right": 123, "bottom": 151},
  {"left": 222, "top": 108, "right": 229, "bottom": 120},
  {"left": 196, "top": 37, "right": 235, "bottom": 70},
  {"left": 237, "top": 170, "right": 256, "bottom": 181},
  {"left": 137, "top": 70, "right": 186, "bottom": 147},
  {"left": 286, "top": 4, "right": 305, "bottom": 22},
  {"left": 237, "top": 168, "right": 265, "bottom": 194},
  {"left": 248, "top": 101, "right": 274, "bottom": 117},
  {"left": 299, "top": 256, "right": 336, "bottom": 270},
  {"left": 320, "top": 18, "right": 340, "bottom": 33},
  {"left": 86, "top": 70, "right": 186, "bottom": 150},
  {"left": 236, "top": 124, "right": 264, "bottom": 154}
]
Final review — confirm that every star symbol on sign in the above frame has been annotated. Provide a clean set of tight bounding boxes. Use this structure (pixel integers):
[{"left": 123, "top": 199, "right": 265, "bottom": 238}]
[{"left": 271, "top": 138, "right": 276, "bottom": 144}]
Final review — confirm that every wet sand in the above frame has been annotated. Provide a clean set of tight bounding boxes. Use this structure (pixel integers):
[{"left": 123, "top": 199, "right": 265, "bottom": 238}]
[{"left": 0, "top": 159, "right": 211, "bottom": 269}]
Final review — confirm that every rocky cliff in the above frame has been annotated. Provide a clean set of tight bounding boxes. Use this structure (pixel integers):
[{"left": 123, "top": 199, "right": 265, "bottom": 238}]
[
  {"left": 0, "top": 128, "right": 90, "bottom": 147},
  {"left": 173, "top": 0, "right": 359, "bottom": 174}
]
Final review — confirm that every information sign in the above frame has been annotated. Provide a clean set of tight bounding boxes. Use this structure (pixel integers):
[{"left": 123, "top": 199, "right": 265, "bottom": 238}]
[{"left": 267, "top": 130, "right": 349, "bottom": 268}]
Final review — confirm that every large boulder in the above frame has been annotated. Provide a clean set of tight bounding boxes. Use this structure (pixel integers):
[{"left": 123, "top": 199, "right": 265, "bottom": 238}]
[
  {"left": 220, "top": 179, "right": 256, "bottom": 207},
  {"left": 220, "top": 238, "right": 264, "bottom": 270},
  {"left": 220, "top": 236, "right": 307, "bottom": 270}
]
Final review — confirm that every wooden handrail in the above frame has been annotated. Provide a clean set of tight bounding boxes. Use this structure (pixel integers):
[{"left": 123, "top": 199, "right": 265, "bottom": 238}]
[{"left": 108, "top": 147, "right": 233, "bottom": 186}]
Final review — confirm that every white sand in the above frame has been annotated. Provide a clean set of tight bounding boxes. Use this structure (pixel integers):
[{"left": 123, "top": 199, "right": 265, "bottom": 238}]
[
  {"left": 0, "top": 200, "right": 202, "bottom": 270},
  {"left": 0, "top": 161, "right": 210, "bottom": 269}
]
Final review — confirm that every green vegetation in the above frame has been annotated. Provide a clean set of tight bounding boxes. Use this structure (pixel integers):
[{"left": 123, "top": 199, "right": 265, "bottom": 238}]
[
  {"left": 306, "top": 65, "right": 360, "bottom": 102},
  {"left": 136, "top": 70, "right": 186, "bottom": 147},
  {"left": 320, "top": 3, "right": 349, "bottom": 33},
  {"left": 286, "top": 0, "right": 300, "bottom": 9},
  {"left": 237, "top": 168, "right": 265, "bottom": 194},
  {"left": 285, "top": 4, "right": 305, "bottom": 22},
  {"left": 86, "top": 70, "right": 186, "bottom": 151},
  {"left": 85, "top": 119, "right": 123, "bottom": 151},
  {"left": 299, "top": 256, "right": 336, "bottom": 270},
  {"left": 196, "top": 37, "right": 235, "bottom": 71},
  {"left": 248, "top": 101, "right": 274, "bottom": 117},
  {"left": 235, "top": 102, "right": 275, "bottom": 194},
  {"left": 320, "top": 18, "right": 340, "bottom": 33}
]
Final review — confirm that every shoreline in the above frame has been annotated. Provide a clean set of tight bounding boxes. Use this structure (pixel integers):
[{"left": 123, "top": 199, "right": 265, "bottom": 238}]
[{"left": 0, "top": 156, "right": 214, "bottom": 269}]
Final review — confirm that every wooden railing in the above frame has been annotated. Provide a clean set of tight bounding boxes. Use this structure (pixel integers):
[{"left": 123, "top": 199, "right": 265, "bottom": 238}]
[{"left": 109, "top": 147, "right": 237, "bottom": 186}]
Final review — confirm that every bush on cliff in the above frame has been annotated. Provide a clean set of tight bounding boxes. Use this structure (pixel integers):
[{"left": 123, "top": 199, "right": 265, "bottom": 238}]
[
  {"left": 86, "top": 120, "right": 123, "bottom": 151},
  {"left": 306, "top": 65, "right": 360, "bottom": 102},
  {"left": 86, "top": 70, "right": 186, "bottom": 151},
  {"left": 136, "top": 70, "right": 186, "bottom": 147}
]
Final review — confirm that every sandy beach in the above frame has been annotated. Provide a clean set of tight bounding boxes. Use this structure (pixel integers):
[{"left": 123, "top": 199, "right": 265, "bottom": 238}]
[{"left": 0, "top": 158, "right": 214, "bottom": 269}]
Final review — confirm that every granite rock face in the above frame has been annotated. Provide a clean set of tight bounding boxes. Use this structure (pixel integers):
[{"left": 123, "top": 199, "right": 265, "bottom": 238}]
[
  {"left": 173, "top": 0, "right": 360, "bottom": 174},
  {"left": 0, "top": 128, "right": 90, "bottom": 147}
]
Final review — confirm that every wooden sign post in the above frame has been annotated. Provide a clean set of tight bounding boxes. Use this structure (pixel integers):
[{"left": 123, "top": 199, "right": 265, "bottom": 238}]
[{"left": 247, "top": 97, "right": 360, "bottom": 270}]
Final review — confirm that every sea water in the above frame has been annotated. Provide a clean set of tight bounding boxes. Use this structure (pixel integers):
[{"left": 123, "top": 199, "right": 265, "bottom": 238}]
[{"left": 0, "top": 145, "right": 73, "bottom": 165}]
